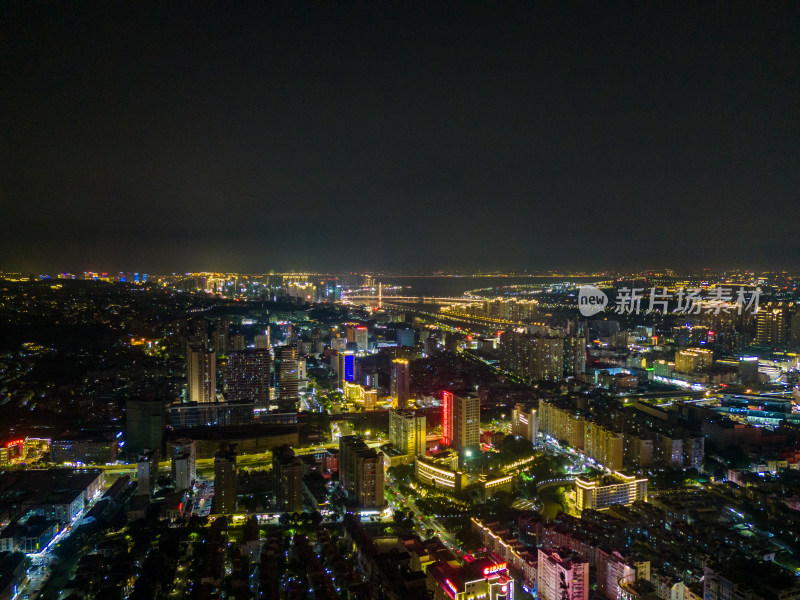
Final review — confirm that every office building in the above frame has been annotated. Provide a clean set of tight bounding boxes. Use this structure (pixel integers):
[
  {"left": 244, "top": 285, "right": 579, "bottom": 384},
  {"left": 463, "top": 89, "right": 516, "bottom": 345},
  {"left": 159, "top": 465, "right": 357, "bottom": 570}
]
[
  {"left": 126, "top": 398, "right": 165, "bottom": 456},
  {"left": 170, "top": 438, "right": 196, "bottom": 491},
  {"left": 225, "top": 348, "right": 271, "bottom": 405},
  {"left": 389, "top": 410, "right": 426, "bottom": 457},
  {"left": 187, "top": 340, "right": 216, "bottom": 403},
  {"left": 574, "top": 472, "right": 648, "bottom": 512},
  {"left": 137, "top": 449, "right": 159, "bottom": 497},
  {"left": 537, "top": 547, "right": 589, "bottom": 600},
  {"left": 391, "top": 358, "right": 411, "bottom": 408},
  {"left": 213, "top": 445, "right": 237, "bottom": 514},
  {"left": 273, "top": 445, "right": 304, "bottom": 513},
  {"left": 511, "top": 404, "right": 537, "bottom": 442}
]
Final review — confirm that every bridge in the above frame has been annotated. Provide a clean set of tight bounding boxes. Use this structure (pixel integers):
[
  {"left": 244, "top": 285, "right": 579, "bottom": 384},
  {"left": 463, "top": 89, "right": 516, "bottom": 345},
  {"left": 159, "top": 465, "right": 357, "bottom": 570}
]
[{"left": 342, "top": 295, "right": 484, "bottom": 305}]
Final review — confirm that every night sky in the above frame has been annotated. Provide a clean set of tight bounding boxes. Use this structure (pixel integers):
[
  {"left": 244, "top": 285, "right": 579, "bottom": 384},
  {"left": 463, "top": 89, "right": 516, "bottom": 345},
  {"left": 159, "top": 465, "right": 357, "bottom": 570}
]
[{"left": 2, "top": 3, "right": 799, "bottom": 273}]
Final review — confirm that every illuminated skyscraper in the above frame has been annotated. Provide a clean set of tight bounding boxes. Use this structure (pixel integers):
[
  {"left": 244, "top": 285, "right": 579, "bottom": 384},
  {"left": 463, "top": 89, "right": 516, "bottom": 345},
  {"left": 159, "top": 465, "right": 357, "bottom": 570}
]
[
  {"left": 391, "top": 358, "right": 411, "bottom": 408},
  {"left": 389, "top": 410, "right": 426, "bottom": 457},
  {"left": 187, "top": 340, "right": 216, "bottom": 403},
  {"left": 443, "top": 392, "right": 480, "bottom": 453}
]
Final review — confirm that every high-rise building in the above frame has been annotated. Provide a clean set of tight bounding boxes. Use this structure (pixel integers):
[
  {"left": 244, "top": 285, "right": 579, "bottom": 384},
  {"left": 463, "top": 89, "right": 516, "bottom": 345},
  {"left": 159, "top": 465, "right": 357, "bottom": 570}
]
[
  {"left": 511, "top": 403, "right": 538, "bottom": 442},
  {"left": 391, "top": 358, "right": 411, "bottom": 409},
  {"left": 339, "top": 435, "right": 385, "bottom": 507},
  {"left": 355, "top": 449, "right": 385, "bottom": 507},
  {"left": 137, "top": 449, "right": 159, "bottom": 497},
  {"left": 336, "top": 350, "right": 356, "bottom": 388},
  {"left": 397, "top": 328, "right": 414, "bottom": 348},
  {"left": 363, "top": 388, "right": 378, "bottom": 411},
  {"left": 756, "top": 303, "right": 792, "bottom": 346},
  {"left": 539, "top": 400, "right": 585, "bottom": 449},
  {"left": 213, "top": 445, "right": 237, "bottom": 514},
  {"left": 225, "top": 349, "right": 271, "bottom": 405},
  {"left": 187, "top": 340, "right": 216, "bottom": 403},
  {"left": 443, "top": 392, "right": 480, "bottom": 453},
  {"left": 738, "top": 356, "right": 760, "bottom": 384},
  {"left": 126, "top": 398, "right": 165, "bottom": 456},
  {"left": 346, "top": 324, "right": 369, "bottom": 351},
  {"left": 530, "top": 337, "right": 566, "bottom": 382},
  {"left": 276, "top": 345, "right": 299, "bottom": 410},
  {"left": 339, "top": 435, "right": 366, "bottom": 496},
  {"left": 254, "top": 331, "right": 270, "bottom": 349},
  {"left": 498, "top": 331, "right": 567, "bottom": 382},
  {"left": 212, "top": 318, "right": 230, "bottom": 355},
  {"left": 596, "top": 549, "right": 650, "bottom": 600},
  {"left": 674, "top": 348, "right": 714, "bottom": 374},
  {"left": 389, "top": 410, "right": 426, "bottom": 457},
  {"left": 537, "top": 547, "right": 589, "bottom": 600},
  {"left": 273, "top": 445, "right": 304, "bottom": 513},
  {"left": 231, "top": 334, "right": 246, "bottom": 352},
  {"left": 170, "top": 439, "right": 196, "bottom": 491},
  {"left": 584, "top": 422, "right": 624, "bottom": 471}
]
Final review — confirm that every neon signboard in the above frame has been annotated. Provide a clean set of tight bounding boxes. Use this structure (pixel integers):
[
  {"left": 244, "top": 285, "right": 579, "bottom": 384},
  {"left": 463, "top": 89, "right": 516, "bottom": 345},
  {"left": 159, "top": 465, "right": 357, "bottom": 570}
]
[
  {"left": 442, "top": 391, "right": 453, "bottom": 446},
  {"left": 483, "top": 563, "right": 507, "bottom": 576},
  {"left": 6, "top": 439, "right": 24, "bottom": 449}
]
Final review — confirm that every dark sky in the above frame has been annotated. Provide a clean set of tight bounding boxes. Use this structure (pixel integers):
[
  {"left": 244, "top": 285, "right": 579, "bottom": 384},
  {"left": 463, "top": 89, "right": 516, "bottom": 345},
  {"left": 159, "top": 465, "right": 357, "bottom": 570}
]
[{"left": 2, "top": 3, "right": 799, "bottom": 274}]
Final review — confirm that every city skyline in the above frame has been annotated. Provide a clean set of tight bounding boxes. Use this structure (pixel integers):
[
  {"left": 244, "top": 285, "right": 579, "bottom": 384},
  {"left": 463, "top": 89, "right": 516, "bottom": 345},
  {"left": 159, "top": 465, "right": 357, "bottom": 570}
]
[{"left": 3, "top": 4, "right": 799, "bottom": 273}]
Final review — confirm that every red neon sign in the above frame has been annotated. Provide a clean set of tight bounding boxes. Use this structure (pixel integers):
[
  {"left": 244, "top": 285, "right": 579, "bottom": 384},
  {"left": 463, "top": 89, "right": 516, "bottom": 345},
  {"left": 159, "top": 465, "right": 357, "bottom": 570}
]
[
  {"left": 483, "top": 563, "right": 507, "bottom": 576},
  {"left": 442, "top": 391, "right": 453, "bottom": 446},
  {"left": 6, "top": 439, "right": 24, "bottom": 449}
]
